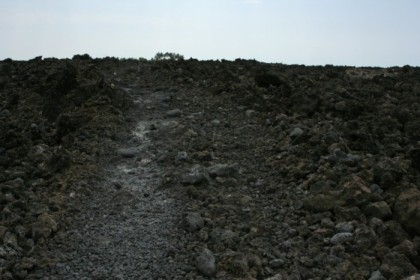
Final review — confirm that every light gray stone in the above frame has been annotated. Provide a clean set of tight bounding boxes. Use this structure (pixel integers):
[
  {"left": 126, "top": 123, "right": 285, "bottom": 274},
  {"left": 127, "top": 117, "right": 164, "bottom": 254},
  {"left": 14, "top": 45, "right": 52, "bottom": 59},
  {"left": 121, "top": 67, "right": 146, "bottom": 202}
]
[
  {"left": 368, "top": 270, "right": 386, "bottom": 280},
  {"left": 208, "top": 163, "right": 239, "bottom": 178},
  {"left": 330, "top": 232, "right": 353, "bottom": 245},
  {"left": 166, "top": 109, "right": 182, "bottom": 117},
  {"left": 195, "top": 249, "right": 216, "bottom": 277},
  {"left": 117, "top": 148, "right": 138, "bottom": 158},
  {"left": 290, "top": 127, "right": 304, "bottom": 138},
  {"left": 182, "top": 165, "right": 210, "bottom": 185},
  {"left": 176, "top": 151, "right": 188, "bottom": 161},
  {"left": 335, "top": 222, "right": 354, "bottom": 233}
]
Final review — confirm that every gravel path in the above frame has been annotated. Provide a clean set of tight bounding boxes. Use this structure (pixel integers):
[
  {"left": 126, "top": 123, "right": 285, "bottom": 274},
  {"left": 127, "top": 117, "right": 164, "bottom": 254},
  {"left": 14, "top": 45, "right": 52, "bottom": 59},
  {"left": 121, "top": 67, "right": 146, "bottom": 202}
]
[{"left": 27, "top": 84, "right": 188, "bottom": 279}]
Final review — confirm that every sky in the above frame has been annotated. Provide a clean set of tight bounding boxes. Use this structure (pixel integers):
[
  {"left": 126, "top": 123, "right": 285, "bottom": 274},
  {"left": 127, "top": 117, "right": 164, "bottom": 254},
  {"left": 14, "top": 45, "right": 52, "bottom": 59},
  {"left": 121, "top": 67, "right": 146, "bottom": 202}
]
[{"left": 1, "top": 0, "right": 419, "bottom": 66}]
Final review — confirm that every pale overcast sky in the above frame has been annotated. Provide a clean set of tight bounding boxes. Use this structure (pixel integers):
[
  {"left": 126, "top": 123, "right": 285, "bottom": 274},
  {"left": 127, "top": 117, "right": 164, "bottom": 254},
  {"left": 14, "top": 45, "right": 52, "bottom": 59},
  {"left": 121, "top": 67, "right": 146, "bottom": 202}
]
[{"left": 1, "top": 0, "right": 419, "bottom": 66}]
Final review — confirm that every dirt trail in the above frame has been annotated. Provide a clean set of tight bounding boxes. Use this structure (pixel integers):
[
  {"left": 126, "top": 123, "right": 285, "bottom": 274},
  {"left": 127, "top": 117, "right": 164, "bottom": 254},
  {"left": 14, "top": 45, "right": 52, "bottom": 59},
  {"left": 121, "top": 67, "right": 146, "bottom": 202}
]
[{"left": 26, "top": 84, "right": 188, "bottom": 279}]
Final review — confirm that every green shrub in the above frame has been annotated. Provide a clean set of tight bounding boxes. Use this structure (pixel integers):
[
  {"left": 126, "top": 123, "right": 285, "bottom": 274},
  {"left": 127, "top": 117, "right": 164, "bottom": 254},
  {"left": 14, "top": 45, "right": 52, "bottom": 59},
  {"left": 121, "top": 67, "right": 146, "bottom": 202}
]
[{"left": 152, "top": 52, "right": 184, "bottom": 61}]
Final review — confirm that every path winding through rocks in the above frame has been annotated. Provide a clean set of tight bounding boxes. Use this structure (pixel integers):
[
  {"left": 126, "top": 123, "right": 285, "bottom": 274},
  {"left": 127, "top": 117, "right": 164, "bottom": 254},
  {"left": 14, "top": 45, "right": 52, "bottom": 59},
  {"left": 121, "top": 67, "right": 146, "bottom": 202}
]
[
  {"left": 27, "top": 82, "right": 189, "bottom": 279},
  {"left": 20, "top": 60, "right": 420, "bottom": 280}
]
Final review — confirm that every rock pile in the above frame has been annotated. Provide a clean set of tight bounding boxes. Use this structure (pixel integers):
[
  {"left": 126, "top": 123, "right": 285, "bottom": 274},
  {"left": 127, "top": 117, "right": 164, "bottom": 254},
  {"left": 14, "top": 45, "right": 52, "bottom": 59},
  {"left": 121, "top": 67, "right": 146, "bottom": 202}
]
[
  {"left": 1, "top": 56, "right": 419, "bottom": 279},
  {"left": 0, "top": 57, "right": 130, "bottom": 278}
]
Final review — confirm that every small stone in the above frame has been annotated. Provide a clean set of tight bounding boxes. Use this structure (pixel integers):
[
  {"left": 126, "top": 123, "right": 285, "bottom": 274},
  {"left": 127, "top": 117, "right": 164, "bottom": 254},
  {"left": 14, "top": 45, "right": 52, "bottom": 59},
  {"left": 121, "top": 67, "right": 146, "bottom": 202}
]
[
  {"left": 380, "top": 252, "right": 417, "bottom": 279},
  {"left": 31, "top": 213, "right": 58, "bottom": 241},
  {"left": 183, "top": 212, "right": 204, "bottom": 232},
  {"left": 403, "top": 275, "right": 420, "bottom": 280},
  {"left": 338, "top": 177, "right": 372, "bottom": 209},
  {"left": 181, "top": 165, "right": 210, "bottom": 185},
  {"left": 370, "top": 184, "right": 383, "bottom": 194},
  {"left": 0, "top": 225, "right": 7, "bottom": 239},
  {"left": 365, "top": 201, "right": 392, "bottom": 219},
  {"left": 117, "top": 148, "right": 138, "bottom": 158},
  {"left": 3, "top": 232, "right": 19, "bottom": 249},
  {"left": 231, "top": 253, "right": 248, "bottom": 273},
  {"left": 393, "top": 240, "right": 417, "bottom": 258},
  {"left": 210, "top": 228, "right": 238, "bottom": 243},
  {"left": 195, "top": 249, "right": 216, "bottom": 277},
  {"left": 247, "top": 254, "right": 262, "bottom": 271},
  {"left": 269, "top": 259, "right": 285, "bottom": 268},
  {"left": 290, "top": 127, "right": 304, "bottom": 138},
  {"left": 321, "top": 218, "right": 335, "bottom": 228},
  {"left": 0, "top": 109, "right": 11, "bottom": 118},
  {"left": 303, "top": 194, "right": 337, "bottom": 212},
  {"left": 335, "top": 222, "right": 354, "bottom": 233},
  {"left": 166, "top": 109, "right": 182, "bottom": 117},
  {"left": 176, "top": 151, "right": 188, "bottom": 161},
  {"left": 197, "top": 229, "right": 209, "bottom": 242},
  {"left": 245, "top": 110, "right": 256, "bottom": 117},
  {"left": 265, "top": 274, "right": 283, "bottom": 280},
  {"left": 335, "top": 206, "right": 362, "bottom": 221},
  {"left": 208, "top": 163, "right": 239, "bottom": 178},
  {"left": 330, "top": 232, "right": 353, "bottom": 245},
  {"left": 369, "top": 217, "right": 384, "bottom": 231},
  {"left": 379, "top": 220, "right": 408, "bottom": 247},
  {"left": 394, "top": 188, "right": 420, "bottom": 235},
  {"left": 211, "top": 119, "right": 221, "bottom": 125},
  {"left": 341, "top": 153, "right": 361, "bottom": 167},
  {"left": 194, "top": 150, "right": 213, "bottom": 161},
  {"left": 368, "top": 270, "right": 386, "bottom": 280},
  {"left": 334, "top": 101, "right": 347, "bottom": 111}
]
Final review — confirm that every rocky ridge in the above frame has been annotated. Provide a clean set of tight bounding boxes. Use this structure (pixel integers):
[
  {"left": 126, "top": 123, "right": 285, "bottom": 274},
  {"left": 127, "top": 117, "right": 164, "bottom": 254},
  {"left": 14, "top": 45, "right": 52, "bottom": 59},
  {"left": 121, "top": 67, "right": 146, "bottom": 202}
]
[{"left": 0, "top": 56, "right": 420, "bottom": 279}]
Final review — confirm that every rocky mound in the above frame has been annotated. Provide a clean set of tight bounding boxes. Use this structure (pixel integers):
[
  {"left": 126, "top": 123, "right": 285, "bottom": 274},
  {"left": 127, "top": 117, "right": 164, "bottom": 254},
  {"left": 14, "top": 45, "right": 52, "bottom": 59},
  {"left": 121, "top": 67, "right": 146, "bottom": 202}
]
[
  {"left": 0, "top": 56, "right": 130, "bottom": 278},
  {"left": 153, "top": 60, "right": 420, "bottom": 279},
  {"left": 1, "top": 56, "right": 420, "bottom": 279}
]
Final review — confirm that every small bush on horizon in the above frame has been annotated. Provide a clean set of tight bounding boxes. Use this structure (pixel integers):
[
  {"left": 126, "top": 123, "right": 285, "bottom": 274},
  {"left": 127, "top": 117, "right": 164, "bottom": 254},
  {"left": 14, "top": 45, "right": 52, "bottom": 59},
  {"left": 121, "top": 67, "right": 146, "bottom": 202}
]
[
  {"left": 72, "top": 54, "right": 92, "bottom": 60},
  {"left": 152, "top": 52, "right": 184, "bottom": 61}
]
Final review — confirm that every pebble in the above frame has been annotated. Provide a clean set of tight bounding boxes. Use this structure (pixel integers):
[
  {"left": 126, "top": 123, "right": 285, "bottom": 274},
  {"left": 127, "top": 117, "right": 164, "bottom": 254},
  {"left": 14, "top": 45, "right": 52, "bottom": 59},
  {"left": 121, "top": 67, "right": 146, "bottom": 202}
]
[
  {"left": 166, "top": 109, "right": 183, "bottom": 117},
  {"left": 181, "top": 165, "right": 210, "bottom": 185},
  {"left": 330, "top": 233, "right": 353, "bottom": 245},
  {"left": 0, "top": 109, "right": 11, "bottom": 118},
  {"left": 208, "top": 163, "right": 239, "bottom": 178},
  {"left": 334, "top": 101, "right": 347, "bottom": 111},
  {"left": 289, "top": 127, "right": 304, "bottom": 138},
  {"left": 365, "top": 201, "right": 392, "bottom": 219},
  {"left": 393, "top": 239, "right": 417, "bottom": 258},
  {"left": 265, "top": 274, "right": 283, "bottom": 280},
  {"left": 195, "top": 249, "right": 216, "bottom": 277},
  {"left": 368, "top": 270, "right": 386, "bottom": 280},
  {"left": 245, "top": 109, "right": 256, "bottom": 117},
  {"left": 183, "top": 212, "right": 204, "bottom": 232},
  {"left": 394, "top": 188, "right": 420, "bottom": 235},
  {"left": 370, "top": 184, "right": 383, "bottom": 194},
  {"left": 269, "top": 259, "right": 285, "bottom": 268},
  {"left": 117, "top": 148, "right": 138, "bottom": 158},
  {"left": 176, "top": 151, "right": 188, "bottom": 161},
  {"left": 335, "top": 222, "right": 354, "bottom": 233}
]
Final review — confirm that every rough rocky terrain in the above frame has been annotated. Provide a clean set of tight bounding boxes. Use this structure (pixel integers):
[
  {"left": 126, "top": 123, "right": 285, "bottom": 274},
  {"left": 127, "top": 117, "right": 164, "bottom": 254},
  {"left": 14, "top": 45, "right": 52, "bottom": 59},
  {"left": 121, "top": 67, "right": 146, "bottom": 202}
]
[{"left": 1, "top": 56, "right": 420, "bottom": 279}]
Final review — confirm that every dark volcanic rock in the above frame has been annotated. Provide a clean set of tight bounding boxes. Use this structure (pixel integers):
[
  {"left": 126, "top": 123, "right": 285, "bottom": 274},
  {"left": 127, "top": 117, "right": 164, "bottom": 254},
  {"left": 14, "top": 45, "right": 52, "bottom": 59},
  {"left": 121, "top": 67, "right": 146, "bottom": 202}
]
[
  {"left": 2, "top": 58, "right": 420, "bottom": 279},
  {"left": 394, "top": 188, "right": 420, "bottom": 235},
  {"left": 195, "top": 248, "right": 216, "bottom": 277},
  {"left": 182, "top": 212, "right": 204, "bottom": 232}
]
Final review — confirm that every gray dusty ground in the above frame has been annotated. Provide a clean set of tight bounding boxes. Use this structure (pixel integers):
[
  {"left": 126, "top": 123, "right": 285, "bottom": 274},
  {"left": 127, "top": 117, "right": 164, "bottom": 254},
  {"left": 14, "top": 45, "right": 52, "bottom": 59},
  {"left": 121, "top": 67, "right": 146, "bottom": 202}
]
[{"left": 26, "top": 82, "right": 192, "bottom": 279}]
